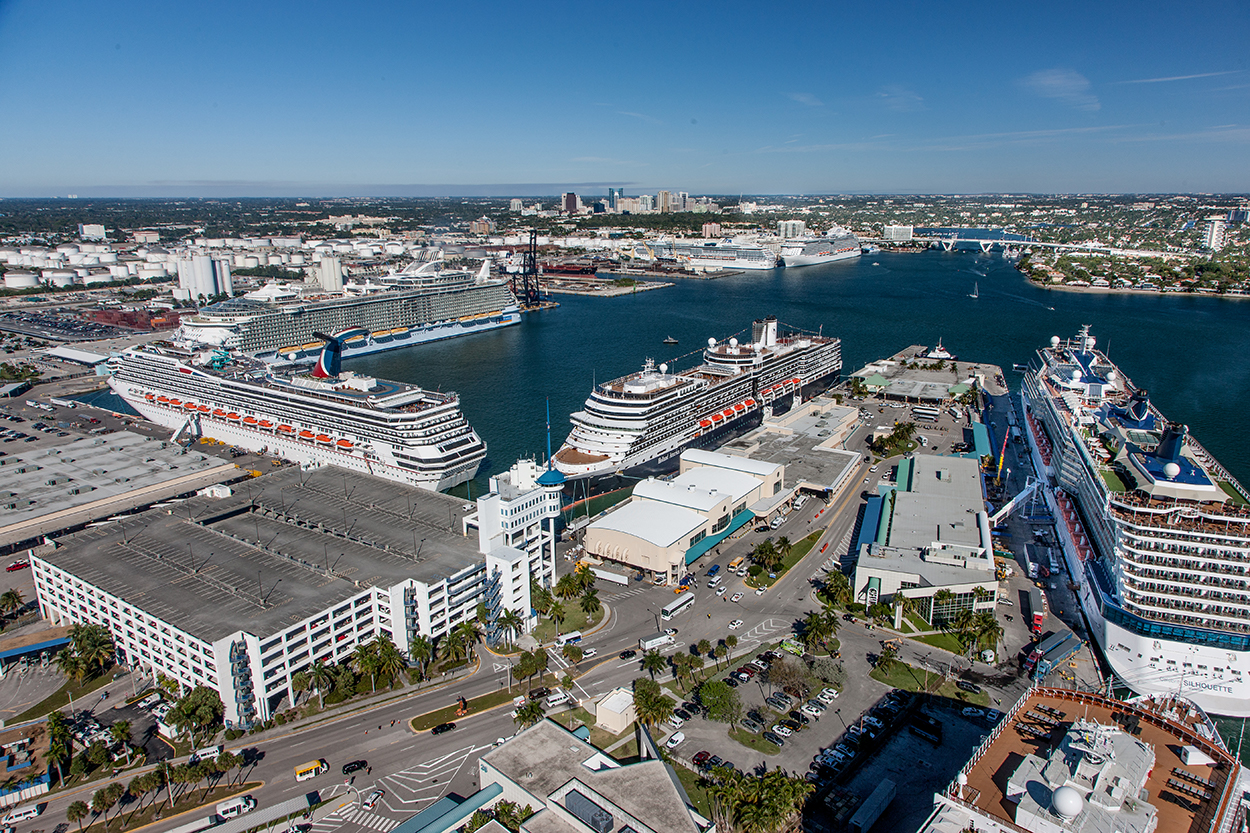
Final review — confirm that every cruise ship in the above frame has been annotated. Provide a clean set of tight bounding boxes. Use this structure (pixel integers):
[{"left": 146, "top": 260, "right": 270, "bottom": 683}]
[
  {"left": 1021, "top": 325, "right": 1250, "bottom": 716},
  {"left": 174, "top": 259, "right": 520, "bottom": 364},
  {"left": 109, "top": 335, "right": 487, "bottom": 491},
  {"left": 650, "top": 239, "right": 779, "bottom": 271},
  {"left": 779, "top": 227, "right": 861, "bottom": 267},
  {"left": 553, "top": 316, "right": 841, "bottom": 480}
]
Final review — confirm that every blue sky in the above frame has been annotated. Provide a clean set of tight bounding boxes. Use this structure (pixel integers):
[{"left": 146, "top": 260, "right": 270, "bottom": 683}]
[{"left": 0, "top": 0, "right": 1247, "bottom": 196}]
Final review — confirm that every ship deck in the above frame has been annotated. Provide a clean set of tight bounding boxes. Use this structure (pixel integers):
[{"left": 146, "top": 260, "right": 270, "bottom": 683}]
[{"left": 958, "top": 689, "right": 1236, "bottom": 833}]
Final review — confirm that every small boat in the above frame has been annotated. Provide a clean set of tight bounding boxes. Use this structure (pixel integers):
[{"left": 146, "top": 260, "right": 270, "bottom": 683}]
[
  {"left": 663, "top": 336, "right": 678, "bottom": 345},
  {"left": 969, "top": 282, "right": 979, "bottom": 299}
]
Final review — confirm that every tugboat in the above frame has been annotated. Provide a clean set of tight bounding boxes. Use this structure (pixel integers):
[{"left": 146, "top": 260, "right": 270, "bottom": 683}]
[{"left": 663, "top": 336, "right": 678, "bottom": 345}]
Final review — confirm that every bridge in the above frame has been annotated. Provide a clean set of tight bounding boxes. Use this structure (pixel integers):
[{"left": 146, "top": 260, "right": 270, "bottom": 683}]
[{"left": 866, "top": 232, "right": 1188, "bottom": 259}]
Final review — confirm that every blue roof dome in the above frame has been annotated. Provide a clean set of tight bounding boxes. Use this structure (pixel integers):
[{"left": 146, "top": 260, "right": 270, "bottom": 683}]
[{"left": 537, "top": 467, "right": 566, "bottom": 486}]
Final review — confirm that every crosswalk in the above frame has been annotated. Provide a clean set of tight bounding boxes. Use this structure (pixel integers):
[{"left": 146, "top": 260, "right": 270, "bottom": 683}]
[
  {"left": 314, "top": 807, "right": 399, "bottom": 832},
  {"left": 810, "top": 527, "right": 854, "bottom": 581},
  {"left": 606, "top": 584, "right": 651, "bottom": 601}
]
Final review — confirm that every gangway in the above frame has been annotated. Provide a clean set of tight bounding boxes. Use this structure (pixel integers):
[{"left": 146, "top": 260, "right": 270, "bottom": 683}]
[{"left": 990, "top": 476, "right": 1039, "bottom": 527}]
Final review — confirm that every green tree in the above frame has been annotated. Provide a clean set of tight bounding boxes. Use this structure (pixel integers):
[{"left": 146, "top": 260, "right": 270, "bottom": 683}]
[
  {"left": 696, "top": 639, "right": 712, "bottom": 658},
  {"left": 876, "top": 642, "right": 898, "bottom": 675},
  {"left": 167, "top": 686, "right": 224, "bottom": 743},
  {"left": 548, "top": 600, "right": 566, "bottom": 632},
  {"left": 632, "top": 677, "right": 674, "bottom": 731},
  {"left": 513, "top": 700, "right": 545, "bottom": 728},
  {"left": 579, "top": 587, "right": 601, "bottom": 619},
  {"left": 55, "top": 647, "right": 85, "bottom": 684},
  {"left": 351, "top": 642, "right": 382, "bottom": 693},
  {"left": 455, "top": 619, "right": 482, "bottom": 653},
  {"left": 440, "top": 628, "right": 468, "bottom": 663},
  {"left": 307, "top": 663, "right": 334, "bottom": 709},
  {"left": 800, "top": 611, "right": 834, "bottom": 653},
  {"left": 110, "top": 719, "right": 133, "bottom": 764},
  {"left": 0, "top": 588, "right": 23, "bottom": 617},
  {"left": 573, "top": 564, "right": 595, "bottom": 593},
  {"left": 46, "top": 711, "right": 70, "bottom": 786},
  {"left": 974, "top": 610, "right": 1004, "bottom": 657},
  {"left": 698, "top": 680, "right": 742, "bottom": 727},
  {"left": 713, "top": 643, "right": 728, "bottom": 669},
  {"left": 562, "top": 643, "right": 583, "bottom": 664},
  {"left": 775, "top": 536, "right": 792, "bottom": 564},
  {"left": 725, "top": 635, "right": 738, "bottom": 661},
  {"left": 410, "top": 635, "right": 434, "bottom": 681},
  {"left": 641, "top": 649, "right": 666, "bottom": 680},
  {"left": 66, "top": 799, "right": 89, "bottom": 831},
  {"left": 373, "top": 635, "right": 408, "bottom": 688},
  {"left": 69, "top": 623, "right": 114, "bottom": 677},
  {"left": 529, "top": 579, "right": 553, "bottom": 615},
  {"left": 554, "top": 573, "right": 578, "bottom": 600},
  {"left": 495, "top": 800, "right": 536, "bottom": 833},
  {"left": 497, "top": 608, "right": 525, "bottom": 648}
]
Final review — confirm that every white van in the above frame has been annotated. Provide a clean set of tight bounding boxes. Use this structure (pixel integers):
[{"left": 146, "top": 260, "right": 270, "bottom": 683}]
[
  {"left": 2, "top": 805, "right": 42, "bottom": 823},
  {"left": 216, "top": 795, "right": 256, "bottom": 820},
  {"left": 708, "top": 575, "right": 722, "bottom": 589},
  {"left": 191, "top": 745, "right": 223, "bottom": 763},
  {"left": 555, "top": 631, "right": 582, "bottom": 647},
  {"left": 544, "top": 689, "right": 572, "bottom": 709}
]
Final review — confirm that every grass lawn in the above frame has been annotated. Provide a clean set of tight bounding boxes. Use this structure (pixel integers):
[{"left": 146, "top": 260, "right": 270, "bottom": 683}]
[
  {"left": 746, "top": 531, "right": 822, "bottom": 588},
  {"left": 1220, "top": 481, "right": 1249, "bottom": 506},
  {"left": 13, "top": 665, "right": 118, "bottom": 723},
  {"left": 533, "top": 606, "right": 605, "bottom": 644},
  {"left": 614, "top": 737, "right": 640, "bottom": 760},
  {"left": 409, "top": 673, "right": 558, "bottom": 731},
  {"left": 671, "top": 762, "right": 714, "bottom": 817},
  {"left": 905, "top": 612, "right": 930, "bottom": 632},
  {"left": 914, "top": 631, "right": 966, "bottom": 654},
  {"left": 77, "top": 781, "right": 262, "bottom": 833},
  {"left": 729, "top": 726, "right": 781, "bottom": 755},
  {"left": 870, "top": 662, "right": 991, "bottom": 706},
  {"left": 1100, "top": 469, "right": 1128, "bottom": 493}
]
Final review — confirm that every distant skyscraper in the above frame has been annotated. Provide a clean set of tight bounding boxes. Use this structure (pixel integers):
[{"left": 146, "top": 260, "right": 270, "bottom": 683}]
[
  {"left": 509, "top": 198, "right": 524, "bottom": 212},
  {"left": 778, "top": 220, "right": 806, "bottom": 239},
  {"left": 607, "top": 188, "right": 622, "bottom": 210},
  {"left": 562, "top": 193, "right": 578, "bottom": 215},
  {"left": 677, "top": 192, "right": 688, "bottom": 211}
]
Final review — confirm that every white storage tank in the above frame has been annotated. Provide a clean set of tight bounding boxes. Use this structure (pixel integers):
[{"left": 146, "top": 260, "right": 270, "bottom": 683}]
[
  {"left": 47, "top": 272, "right": 76, "bottom": 287},
  {"left": 82, "top": 272, "right": 113, "bottom": 286},
  {"left": 3, "top": 272, "right": 39, "bottom": 289}
]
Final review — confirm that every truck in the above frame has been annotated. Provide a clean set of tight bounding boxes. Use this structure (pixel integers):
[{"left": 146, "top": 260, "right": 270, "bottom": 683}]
[
  {"left": 849, "top": 779, "right": 896, "bottom": 833},
  {"left": 1023, "top": 631, "right": 1069, "bottom": 675},
  {"left": 1021, "top": 544, "right": 1039, "bottom": 580},
  {"left": 639, "top": 632, "right": 675, "bottom": 651},
  {"left": 1033, "top": 633, "right": 1083, "bottom": 680},
  {"left": 1028, "top": 587, "right": 1045, "bottom": 634}
]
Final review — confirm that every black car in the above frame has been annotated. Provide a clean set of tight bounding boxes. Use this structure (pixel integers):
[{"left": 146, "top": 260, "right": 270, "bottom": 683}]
[
  {"left": 674, "top": 709, "right": 692, "bottom": 721},
  {"left": 955, "top": 680, "right": 982, "bottom": 694},
  {"left": 342, "top": 760, "right": 367, "bottom": 775},
  {"left": 528, "top": 687, "right": 550, "bottom": 701},
  {"left": 431, "top": 722, "right": 456, "bottom": 735},
  {"left": 724, "top": 677, "right": 739, "bottom": 688},
  {"left": 619, "top": 649, "right": 637, "bottom": 660},
  {"left": 762, "top": 731, "right": 785, "bottom": 747},
  {"left": 780, "top": 718, "right": 803, "bottom": 732},
  {"left": 788, "top": 710, "right": 810, "bottom": 726},
  {"left": 707, "top": 755, "right": 723, "bottom": 768}
]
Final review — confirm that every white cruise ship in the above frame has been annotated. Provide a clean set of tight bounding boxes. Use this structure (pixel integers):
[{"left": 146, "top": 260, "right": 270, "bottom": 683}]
[
  {"left": 553, "top": 316, "right": 841, "bottom": 479},
  {"left": 109, "top": 336, "right": 486, "bottom": 491},
  {"left": 1021, "top": 326, "right": 1250, "bottom": 715},
  {"left": 174, "top": 259, "right": 519, "bottom": 365},
  {"left": 779, "top": 227, "right": 861, "bottom": 267},
  {"left": 651, "top": 239, "right": 779, "bottom": 271}
]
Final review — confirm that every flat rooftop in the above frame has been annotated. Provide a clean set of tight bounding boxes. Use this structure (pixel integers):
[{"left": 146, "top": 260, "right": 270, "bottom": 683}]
[
  {"left": 850, "top": 345, "right": 1005, "bottom": 402},
  {"left": 39, "top": 466, "right": 482, "bottom": 643},
  {"left": 717, "top": 399, "right": 860, "bottom": 493},
  {"left": 888, "top": 455, "right": 986, "bottom": 550}
]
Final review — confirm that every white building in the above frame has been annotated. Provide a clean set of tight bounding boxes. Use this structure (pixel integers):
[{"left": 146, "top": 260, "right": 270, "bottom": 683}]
[
  {"left": 78, "top": 223, "right": 106, "bottom": 241},
  {"left": 317, "top": 256, "right": 344, "bottom": 292},
  {"left": 1203, "top": 217, "right": 1227, "bottom": 251},
  {"left": 883, "top": 224, "right": 914, "bottom": 242},
  {"left": 778, "top": 220, "right": 807, "bottom": 239},
  {"left": 31, "top": 465, "right": 549, "bottom": 728}
]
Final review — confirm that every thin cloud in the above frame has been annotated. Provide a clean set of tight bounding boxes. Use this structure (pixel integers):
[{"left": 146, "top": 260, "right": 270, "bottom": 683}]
[
  {"left": 877, "top": 85, "right": 924, "bottom": 112},
  {"left": 787, "top": 92, "right": 823, "bottom": 107},
  {"left": 1118, "top": 70, "right": 1239, "bottom": 84},
  {"left": 1021, "top": 68, "right": 1100, "bottom": 111},
  {"left": 617, "top": 110, "right": 662, "bottom": 124}
]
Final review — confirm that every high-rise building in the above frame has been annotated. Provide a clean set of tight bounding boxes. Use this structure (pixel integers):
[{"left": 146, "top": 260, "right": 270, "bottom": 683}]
[
  {"left": 509, "top": 198, "right": 524, "bottom": 212},
  {"left": 607, "top": 188, "right": 622, "bottom": 210},
  {"left": 562, "top": 193, "right": 579, "bottom": 215},
  {"left": 778, "top": 220, "right": 807, "bottom": 239},
  {"left": 657, "top": 190, "right": 672, "bottom": 213},
  {"left": 1203, "top": 217, "right": 1227, "bottom": 250},
  {"left": 677, "top": 191, "right": 689, "bottom": 211},
  {"left": 701, "top": 222, "right": 722, "bottom": 238}
]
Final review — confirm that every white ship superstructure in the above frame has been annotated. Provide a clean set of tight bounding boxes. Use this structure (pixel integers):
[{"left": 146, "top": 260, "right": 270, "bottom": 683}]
[
  {"left": 553, "top": 316, "right": 841, "bottom": 479},
  {"left": 779, "top": 227, "right": 861, "bottom": 267},
  {"left": 174, "top": 259, "right": 519, "bottom": 364},
  {"left": 651, "top": 239, "right": 779, "bottom": 271},
  {"left": 109, "top": 339, "right": 486, "bottom": 491},
  {"left": 1021, "top": 325, "right": 1250, "bottom": 715}
]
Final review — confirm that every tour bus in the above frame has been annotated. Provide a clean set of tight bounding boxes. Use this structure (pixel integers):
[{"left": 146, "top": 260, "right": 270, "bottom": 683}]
[
  {"left": 294, "top": 759, "right": 328, "bottom": 782},
  {"left": 555, "top": 631, "right": 583, "bottom": 647},
  {"left": 662, "top": 592, "right": 696, "bottom": 621},
  {"left": 728, "top": 557, "right": 744, "bottom": 571}
]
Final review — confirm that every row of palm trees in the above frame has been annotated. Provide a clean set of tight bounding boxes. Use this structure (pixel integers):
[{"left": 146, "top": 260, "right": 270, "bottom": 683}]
[
  {"left": 65, "top": 752, "right": 251, "bottom": 831},
  {"left": 530, "top": 571, "right": 601, "bottom": 642},
  {"left": 707, "top": 766, "right": 813, "bottom": 833},
  {"left": 55, "top": 623, "right": 115, "bottom": 684},
  {"left": 750, "top": 537, "right": 791, "bottom": 574}
]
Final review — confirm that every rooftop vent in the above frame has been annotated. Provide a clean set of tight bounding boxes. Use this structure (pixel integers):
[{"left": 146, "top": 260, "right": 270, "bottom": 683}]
[{"left": 566, "top": 790, "right": 614, "bottom": 833}]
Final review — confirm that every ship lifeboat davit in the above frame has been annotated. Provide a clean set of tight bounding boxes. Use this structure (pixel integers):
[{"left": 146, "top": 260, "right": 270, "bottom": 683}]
[
  {"left": 184, "top": 402, "right": 197, "bottom": 410},
  {"left": 336, "top": 438, "right": 354, "bottom": 449},
  {"left": 745, "top": 398, "right": 756, "bottom": 407},
  {"left": 316, "top": 434, "right": 333, "bottom": 445},
  {"left": 243, "top": 416, "right": 258, "bottom": 425},
  {"left": 198, "top": 405, "right": 210, "bottom": 413},
  {"left": 699, "top": 419, "right": 712, "bottom": 428},
  {"left": 213, "top": 409, "right": 227, "bottom": 417},
  {"left": 299, "top": 430, "right": 316, "bottom": 440},
  {"left": 169, "top": 399, "right": 182, "bottom": 407},
  {"left": 227, "top": 413, "right": 241, "bottom": 421},
  {"left": 145, "top": 393, "right": 156, "bottom": 400},
  {"left": 277, "top": 424, "right": 293, "bottom": 433}
]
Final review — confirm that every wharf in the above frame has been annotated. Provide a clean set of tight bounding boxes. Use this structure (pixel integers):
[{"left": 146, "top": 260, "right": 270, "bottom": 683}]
[
  {"left": 545, "top": 279, "right": 671, "bottom": 298},
  {"left": 598, "top": 267, "right": 742, "bottom": 281}
]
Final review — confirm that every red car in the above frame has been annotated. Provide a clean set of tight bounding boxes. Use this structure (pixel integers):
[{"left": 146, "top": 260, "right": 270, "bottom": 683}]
[
  {"left": 6, "top": 560, "right": 28, "bottom": 572},
  {"left": 692, "top": 750, "right": 711, "bottom": 767}
]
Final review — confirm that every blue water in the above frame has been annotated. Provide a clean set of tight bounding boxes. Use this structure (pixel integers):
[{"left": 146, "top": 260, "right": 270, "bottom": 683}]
[{"left": 343, "top": 249, "right": 1250, "bottom": 497}]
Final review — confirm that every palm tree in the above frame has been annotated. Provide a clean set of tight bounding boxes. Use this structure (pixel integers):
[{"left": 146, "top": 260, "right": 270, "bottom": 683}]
[
  {"left": 513, "top": 700, "right": 545, "bottom": 728},
  {"left": 554, "top": 573, "right": 578, "bottom": 600},
  {"left": 671, "top": 654, "right": 691, "bottom": 690},
  {"left": 725, "top": 634, "right": 738, "bottom": 662},
  {"left": 950, "top": 608, "right": 977, "bottom": 652},
  {"left": 55, "top": 647, "right": 85, "bottom": 684},
  {"left": 548, "top": 601, "right": 566, "bottom": 631},
  {"left": 441, "top": 629, "right": 468, "bottom": 663},
  {"left": 876, "top": 643, "right": 898, "bottom": 675},
  {"left": 974, "top": 611, "right": 1004, "bottom": 657},
  {"left": 775, "top": 536, "right": 792, "bottom": 564},
  {"left": 410, "top": 635, "right": 434, "bottom": 681},
  {"left": 308, "top": 662, "right": 333, "bottom": 709},
  {"left": 931, "top": 588, "right": 955, "bottom": 626},
  {"left": 351, "top": 642, "right": 382, "bottom": 693},
  {"left": 713, "top": 644, "right": 728, "bottom": 670},
  {"left": 579, "top": 588, "right": 601, "bottom": 620},
  {"left": 573, "top": 564, "right": 595, "bottom": 592},
  {"left": 455, "top": 619, "right": 482, "bottom": 652},
  {"left": 696, "top": 639, "right": 712, "bottom": 658},
  {"left": 66, "top": 799, "right": 88, "bottom": 831},
  {"left": 632, "top": 680, "right": 674, "bottom": 731},
  {"left": 373, "top": 636, "right": 408, "bottom": 688},
  {"left": 497, "top": 609, "right": 524, "bottom": 648},
  {"left": 800, "top": 611, "right": 832, "bottom": 653},
  {"left": 822, "top": 569, "right": 852, "bottom": 607},
  {"left": 110, "top": 719, "right": 133, "bottom": 764},
  {"left": 69, "top": 623, "right": 114, "bottom": 677},
  {"left": 530, "top": 579, "right": 552, "bottom": 615},
  {"left": 641, "top": 649, "right": 666, "bottom": 680},
  {"left": 0, "top": 588, "right": 23, "bottom": 618},
  {"left": 46, "top": 711, "right": 70, "bottom": 786},
  {"left": 562, "top": 643, "right": 584, "bottom": 664}
]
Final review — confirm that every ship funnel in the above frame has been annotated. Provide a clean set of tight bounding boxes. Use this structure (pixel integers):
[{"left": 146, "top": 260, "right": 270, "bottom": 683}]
[
  {"left": 310, "top": 329, "right": 363, "bottom": 378},
  {"left": 1155, "top": 422, "right": 1188, "bottom": 462},
  {"left": 477, "top": 259, "right": 491, "bottom": 281},
  {"left": 751, "top": 316, "right": 779, "bottom": 348},
  {"left": 1129, "top": 389, "right": 1150, "bottom": 423}
]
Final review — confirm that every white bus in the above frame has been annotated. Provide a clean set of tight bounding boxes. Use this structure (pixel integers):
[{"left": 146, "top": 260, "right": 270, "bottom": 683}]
[
  {"left": 555, "top": 631, "right": 582, "bottom": 647},
  {"left": 662, "top": 592, "right": 695, "bottom": 621}
]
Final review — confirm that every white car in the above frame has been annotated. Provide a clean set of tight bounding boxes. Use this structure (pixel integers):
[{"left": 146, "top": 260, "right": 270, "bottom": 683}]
[
  {"left": 801, "top": 703, "right": 823, "bottom": 717},
  {"left": 668, "top": 714, "right": 684, "bottom": 728},
  {"left": 730, "top": 592, "right": 744, "bottom": 603},
  {"left": 961, "top": 707, "right": 985, "bottom": 719},
  {"left": 818, "top": 688, "right": 840, "bottom": 703},
  {"left": 863, "top": 715, "right": 884, "bottom": 729},
  {"left": 363, "top": 789, "right": 384, "bottom": 811},
  {"left": 728, "top": 619, "right": 744, "bottom": 630},
  {"left": 715, "top": 586, "right": 726, "bottom": 596},
  {"left": 771, "top": 724, "right": 793, "bottom": 738},
  {"left": 582, "top": 647, "right": 597, "bottom": 658},
  {"left": 665, "top": 731, "right": 685, "bottom": 749},
  {"left": 755, "top": 586, "right": 766, "bottom": 595}
]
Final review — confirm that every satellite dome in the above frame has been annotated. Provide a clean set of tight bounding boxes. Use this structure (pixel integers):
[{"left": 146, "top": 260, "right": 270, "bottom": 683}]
[
  {"left": 1052, "top": 786, "right": 1084, "bottom": 820},
  {"left": 1050, "top": 336, "right": 1061, "bottom": 348},
  {"left": 708, "top": 337, "right": 717, "bottom": 348},
  {"left": 729, "top": 337, "right": 739, "bottom": 348},
  {"left": 1070, "top": 369, "right": 1082, "bottom": 381},
  {"left": 1084, "top": 337, "right": 1096, "bottom": 350},
  {"left": 1106, "top": 370, "right": 1117, "bottom": 382},
  {"left": 1164, "top": 462, "right": 1181, "bottom": 478},
  {"left": 659, "top": 363, "right": 668, "bottom": 375}
]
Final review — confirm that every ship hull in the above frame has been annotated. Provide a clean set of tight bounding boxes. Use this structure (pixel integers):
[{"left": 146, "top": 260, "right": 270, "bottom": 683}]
[{"left": 780, "top": 248, "right": 861, "bottom": 268}]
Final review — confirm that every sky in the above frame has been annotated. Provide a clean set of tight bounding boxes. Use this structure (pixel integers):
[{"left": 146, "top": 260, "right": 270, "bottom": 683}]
[{"left": 0, "top": 0, "right": 1247, "bottom": 197}]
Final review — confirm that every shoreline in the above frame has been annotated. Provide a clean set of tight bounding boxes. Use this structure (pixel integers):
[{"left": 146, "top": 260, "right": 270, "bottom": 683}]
[
  {"left": 1027, "top": 280, "right": 1248, "bottom": 300},
  {"left": 544, "top": 280, "right": 672, "bottom": 297}
]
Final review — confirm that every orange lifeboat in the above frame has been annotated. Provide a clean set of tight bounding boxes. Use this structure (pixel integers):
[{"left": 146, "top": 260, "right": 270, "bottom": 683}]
[
  {"left": 243, "top": 416, "right": 258, "bottom": 425},
  {"left": 170, "top": 399, "right": 182, "bottom": 406},
  {"left": 336, "top": 439, "right": 354, "bottom": 449},
  {"left": 259, "top": 420, "right": 274, "bottom": 429},
  {"left": 711, "top": 413, "right": 723, "bottom": 422},
  {"left": 699, "top": 419, "right": 712, "bottom": 428},
  {"left": 198, "top": 405, "right": 210, "bottom": 413},
  {"left": 733, "top": 403, "right": 745, "bottom": 412},
  {"left": 157, "top": 396, "right": 170, "bottom": 403},
  {"left": 226, "top": 413, "right": 241, "bottom": 421},
  {"left": 277, "top": 424, "right": 293, "bottom": 433},
  {"left": 745, "top": 398, "right": 756, "bottom": 407},
  {"left": 213, "top": 409, "right": 227, "bottom": 417},
  {"left": 791, "top": 377, "right": 800, "bottom": 384},
  {"left": 722, "top": 409, "right": 734, "bottom": 418},
  {"left": 298, "top": 430, "right": 316, "bottom": 440},
  {"left": 145, "top": 393, "right": 156, "bottom": 400},
  {"left": 315, "top": 434, "right": 332, "bottom": 444},
  {"left": 184, "top": 402, "right": 197, "bottom": 410}
]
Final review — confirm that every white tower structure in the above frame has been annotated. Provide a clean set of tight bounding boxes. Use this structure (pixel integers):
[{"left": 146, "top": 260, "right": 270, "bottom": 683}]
[{"left": 317, "top": 256, "right": 344, "bottom": 292}]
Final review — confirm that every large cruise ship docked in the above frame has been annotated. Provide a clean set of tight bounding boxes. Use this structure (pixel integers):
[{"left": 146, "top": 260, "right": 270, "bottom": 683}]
[
  {"left": 553, "top": 316, "right": 841, "bottom": 480},
  {"left": 651, "top": 239, "right": 779, "bottom": 271},
  {"left": 1021, "top": 325, "right": 1250, "bottom": 715},
  {"left": 174, "top": 259, "right": 520, "bottom": 364},
  {"left": 109, "top": 336, "right": 486, "bottom": 491},
  {"left": 779, "top": 227, "right": 861, "bottom": 267}
]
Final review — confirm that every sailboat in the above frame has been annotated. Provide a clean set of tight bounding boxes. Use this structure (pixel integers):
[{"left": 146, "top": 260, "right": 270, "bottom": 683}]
[{"left": 969, "top": 282, "right": 979, "bottom": 299}]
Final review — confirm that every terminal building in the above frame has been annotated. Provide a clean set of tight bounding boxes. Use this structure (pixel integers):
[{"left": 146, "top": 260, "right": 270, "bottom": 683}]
[
  {"left": 582, "top": 449, "right": 783, "bottom": 583},
  {"left": 31, "top": 463, "right": 557, "bottom": 728},
  {"left": 852, "top": 454, "right": 998, "bottom": 625}
]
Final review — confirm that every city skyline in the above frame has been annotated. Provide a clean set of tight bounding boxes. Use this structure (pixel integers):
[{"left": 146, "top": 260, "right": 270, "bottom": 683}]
[{"left": 0, "top": 0, "right": 1247, "bottom": 197}]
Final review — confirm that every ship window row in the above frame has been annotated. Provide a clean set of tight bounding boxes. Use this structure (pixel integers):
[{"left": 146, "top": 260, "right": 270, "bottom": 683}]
[
  {"left": 1121, "top": 574, "right": 1250, "bottom": 608},
  {"left": 1120, "top": 596, "right": 1250, "bottom": 631}
]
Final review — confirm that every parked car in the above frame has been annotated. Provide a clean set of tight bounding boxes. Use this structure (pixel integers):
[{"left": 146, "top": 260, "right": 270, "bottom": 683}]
[
  {"left": 708, "top": 755, "right": 723, "bottom": 769},
  {"left": 674, "top": 709, "right": 692, "bottom": 722},
  {"left": 801, "top": 703, "right": 824, "bottom": 717},
  {"left": 818, "top": 688, "right": 840, "bottom": 703},
  {"left": 762, "top": 731, "right": 785, "bottom": 747},
  {"left": 581, "top": 647, "right": 597, "bottom": 658},
  {"left": 961, "top": 707, "right": 986, "bottom": 719},
  {"left": 5, "top": 561, "right": 29, "bottom": 572},
  {"left": 772, "top": 723, "right": 794, "bottom": 737},
  {"left": 863, "top": 715, "right": 884, "bottom": 729},
  {"left": 667, "top": 714, "right": 684, "bottom": 729},
  {"left": 955, "top": 680, "right": 981, "bottom": 694},
  {"left": 692, "top": 751, "right": 711, "bottom": 767},
  {"left": 723, "top": 677, "right": 739, "bottom": 688},
  {"left": 665, "top": 731, "right": 685, "bottom": 749},
  {"left": 985, "top": 709, "right": 1004, "bottom": 725},
  {"left": 740, "top": 718, "right": 763, "bottom": 733},
  {"left": 788, "top": 711, "right": 810, "bottom": 726}
]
